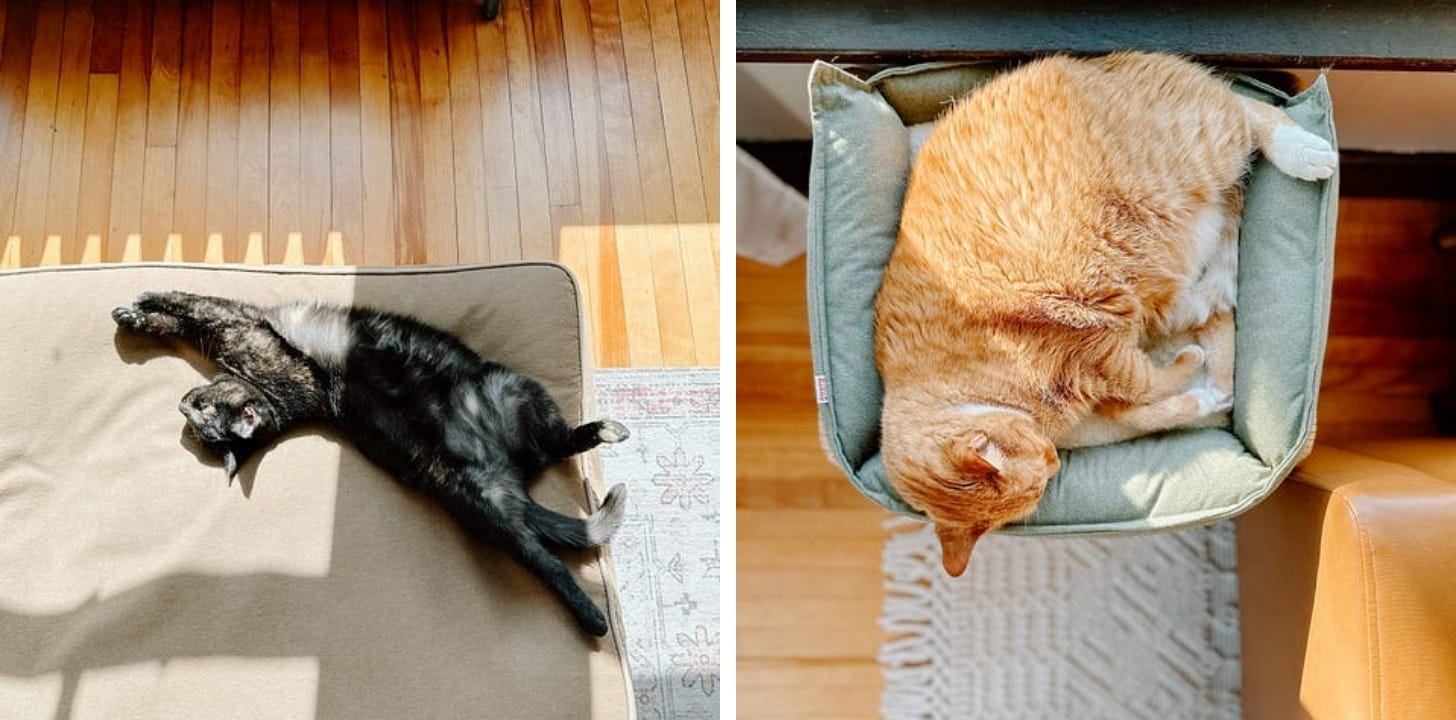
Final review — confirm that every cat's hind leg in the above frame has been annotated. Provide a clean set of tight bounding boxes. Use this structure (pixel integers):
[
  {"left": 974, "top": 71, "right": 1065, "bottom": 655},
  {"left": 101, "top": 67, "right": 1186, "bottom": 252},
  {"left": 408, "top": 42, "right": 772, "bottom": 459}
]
[
  {"left": 564, "top": 420, "right": 631, "bottom": 455},
  {"left": 524, "top": 484, "right": 628, "bottom": 550},
  {"left": 447, "top": 478, "right": 611, "bottom": 636},
  {"left": 1241, "top": 96, "right": 1337, "bottom": 181}
]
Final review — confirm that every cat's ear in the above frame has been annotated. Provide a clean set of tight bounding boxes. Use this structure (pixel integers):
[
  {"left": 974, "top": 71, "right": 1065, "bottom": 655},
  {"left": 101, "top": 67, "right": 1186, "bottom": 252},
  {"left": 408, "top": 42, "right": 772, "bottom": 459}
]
[
  {"left": 231, "top": 404, "right": 261, "bottom": 439},
  {"left": 935, "top": 524, "right": 986, "bottom": 577},
  {"left": 954, "top": 434, "right": 1001, "bottom": 478}
]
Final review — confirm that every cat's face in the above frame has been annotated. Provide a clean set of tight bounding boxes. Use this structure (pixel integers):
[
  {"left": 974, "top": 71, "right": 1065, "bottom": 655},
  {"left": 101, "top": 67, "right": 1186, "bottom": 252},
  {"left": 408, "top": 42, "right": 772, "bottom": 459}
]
[
  {"left": 884, "top": 409, "right": 1060, "bottom": 576},
  {"left": 179, "top": 375, "right": 272, "bottom": 476}
]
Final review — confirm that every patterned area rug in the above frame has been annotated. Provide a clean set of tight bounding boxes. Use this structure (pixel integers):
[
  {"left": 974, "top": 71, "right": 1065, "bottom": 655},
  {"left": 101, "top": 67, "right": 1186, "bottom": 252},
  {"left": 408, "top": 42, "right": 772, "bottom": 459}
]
[
  {"left": 596, "top": 368, "right": 721, "bottom": 720},
  {"left": 880, "top": 522, "right": 1240, "bottom": 720}
]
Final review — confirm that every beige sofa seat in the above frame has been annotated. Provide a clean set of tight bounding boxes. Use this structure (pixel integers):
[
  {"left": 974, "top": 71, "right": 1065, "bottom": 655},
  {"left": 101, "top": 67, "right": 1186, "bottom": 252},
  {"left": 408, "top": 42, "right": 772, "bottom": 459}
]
[
  {"left": 0, "top": 263, "right": 632, "bottom": 720},
  {"left": 1238, "top": 443, "right": 1456, "bottom": 720}
]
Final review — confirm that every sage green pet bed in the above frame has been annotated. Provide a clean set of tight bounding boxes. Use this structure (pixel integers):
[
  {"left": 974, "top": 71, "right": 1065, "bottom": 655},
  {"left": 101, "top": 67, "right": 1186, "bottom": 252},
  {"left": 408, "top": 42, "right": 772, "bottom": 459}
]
[
  {"left": 0, "top": 262, "right": 632, "bottom": 719},
  {"left": 806, "top": 61, "right": 1338, "bottom": 536}
]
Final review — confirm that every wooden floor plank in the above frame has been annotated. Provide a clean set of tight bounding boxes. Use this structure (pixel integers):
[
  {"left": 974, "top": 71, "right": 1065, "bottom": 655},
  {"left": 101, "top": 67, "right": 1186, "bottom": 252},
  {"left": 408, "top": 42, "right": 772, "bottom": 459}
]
[
  {"left": 586, "top": 225, "right": 631, "bottom": 367},
  {"left": 206, "top": 0, "right": 242, "bottom": 249},
  {"left": 0, "top": 0, "right": 719, "bottom": 370},
  {"left": 530, "top": 0, "right": 580, "bottom": 207},
  {"left": 413, "top": 0, "right": 458, "bottom": 263},
  {"left": 590, "top": 0, "right": 646, "bottom": 227},
  {"left": 648, "top": 224, "right": 697, "bottom": 365},
  {"left": 172, "top": 0, "right": 212, "bottom": 253},
  {"left": 235, "top": 0, "right": 269, "bottom": 253},
  {"left": 42, "top": 0, "right": 93, "bottom": 259},
  {"left": 502, "top": 0, "right": 554, "bottom": 259},
  {"left": 616, "top": 0, "right": 675, "bottom": 223},
  {"left": 88, "top": 0, "right": 123, "bottom": 73},
  {"left": 356, "top": 0, "right": 395, "bottom": 266},
  {"left": 145, "top": 0, "right": 182, "bottom": 148},
  {"left": 615, "top": 224, "right": 663, "bottom": 366},
  {"left": 675, "top": 0, "right": 719, "bottom": 220},
  {"left": 105, "top": 0, "right": 152, "bottom": 257},
  {"left": 384, "top": 0, "right": 426, "bottom": 264},
  {"left": 298, "top": 0, "right": 332, "bottom": 258},
  {"left": 267, "top": 0, "right": 301, "bottom": 259},
  {"left": 75, "top": 73, "right": 119, "bottom": 260},
  {"left": 644, "top": 0, "right": 707, "bottom": 222},
  {"left": 14, "top": 0, "right": 65, "bottom": 257},
  {"left": 473, "top": 3, "right": 522, "bottom": 260},
  {"left": 679, "top": 223, "right": 719, "bottom": 365},
  {"left": 328, "top": 0, "right": 365, "bottom": 263},
  {"left": 0, "top": 0, "right": 37, "bottom": 236},
  {"left": 443, "top": 0, "right": 487, "bottom": 263},
  {"left": 140, "top": 145, "right": 177, "bottom": 252},
  {"left": 559, "top": 0, "right": 604, "bottom": 228}
]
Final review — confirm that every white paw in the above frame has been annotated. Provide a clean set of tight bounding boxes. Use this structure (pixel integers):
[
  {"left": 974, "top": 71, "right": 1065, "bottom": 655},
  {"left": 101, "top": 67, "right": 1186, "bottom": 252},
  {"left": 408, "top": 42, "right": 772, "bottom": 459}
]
[
  {"left": 1190, "top": 386, "right": 1234, "bottom": 416},
  {"left": 597, "top": 420, "right": 630, "bottom": 444},
  {"left": 1268, "top": 125, "right": 1337, "bottom": 181}
]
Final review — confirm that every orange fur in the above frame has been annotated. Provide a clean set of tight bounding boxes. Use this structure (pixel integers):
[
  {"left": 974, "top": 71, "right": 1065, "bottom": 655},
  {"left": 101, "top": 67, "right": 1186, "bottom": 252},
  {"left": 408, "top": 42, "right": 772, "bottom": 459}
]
[{"left": 874, "top": 53, "right": 1330, "bottom": 574}]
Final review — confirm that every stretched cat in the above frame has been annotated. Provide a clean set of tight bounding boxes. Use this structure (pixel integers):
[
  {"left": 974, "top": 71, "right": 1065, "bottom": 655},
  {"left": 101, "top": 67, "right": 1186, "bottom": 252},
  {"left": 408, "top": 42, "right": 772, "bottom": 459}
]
[
  {"left": 113, "top": 291, "right": 629, "bottom": 636},
  {"left": 874, "top": 52, "right": 1336, "bottom": 576}
]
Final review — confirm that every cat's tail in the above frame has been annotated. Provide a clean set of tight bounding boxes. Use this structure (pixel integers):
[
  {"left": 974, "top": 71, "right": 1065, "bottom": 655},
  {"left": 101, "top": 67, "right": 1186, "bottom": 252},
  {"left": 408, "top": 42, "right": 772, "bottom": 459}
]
[{"left": 526, "top": 484, "right": 628, "bottom": 549}]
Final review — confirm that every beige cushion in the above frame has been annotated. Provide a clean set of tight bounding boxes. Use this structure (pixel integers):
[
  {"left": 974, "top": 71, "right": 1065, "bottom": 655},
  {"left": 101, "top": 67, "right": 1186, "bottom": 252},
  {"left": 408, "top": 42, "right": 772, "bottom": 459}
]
[{"left": 0, "top": 262, "right": 632, "bottom": 720}]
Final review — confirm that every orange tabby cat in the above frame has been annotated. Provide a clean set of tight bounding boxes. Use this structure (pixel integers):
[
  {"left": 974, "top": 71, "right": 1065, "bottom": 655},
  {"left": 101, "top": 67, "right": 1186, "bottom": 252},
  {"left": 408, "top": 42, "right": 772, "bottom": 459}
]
[{"left": 874, "top": 52, "right": 1335, "bottom": 576}]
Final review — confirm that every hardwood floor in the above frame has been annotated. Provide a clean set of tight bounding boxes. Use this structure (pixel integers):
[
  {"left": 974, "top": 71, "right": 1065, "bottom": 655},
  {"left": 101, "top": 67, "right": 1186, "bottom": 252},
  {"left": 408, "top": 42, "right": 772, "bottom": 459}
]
[
  {"left": 736, "top": 196, "right": 1456, "bottom": 718},
  {"left": 0, "top": 0, "right": 718, "bottom": 368}
]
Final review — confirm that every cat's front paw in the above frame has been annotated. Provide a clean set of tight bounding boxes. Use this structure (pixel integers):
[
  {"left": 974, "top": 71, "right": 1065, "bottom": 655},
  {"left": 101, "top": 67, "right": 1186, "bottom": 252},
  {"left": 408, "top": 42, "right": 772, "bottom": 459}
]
[
  {"left": 596, "top": 420, "right": 630, "bottom": 444},
  {"left": 1191, "top": 386, "right": 1233, "bottom": 416},
  {"left": 1269, "top": 126, "right": 1338, "bottom": 181},
  {"left": 112, "top": 306, "right": 144, "bottom": 330}
]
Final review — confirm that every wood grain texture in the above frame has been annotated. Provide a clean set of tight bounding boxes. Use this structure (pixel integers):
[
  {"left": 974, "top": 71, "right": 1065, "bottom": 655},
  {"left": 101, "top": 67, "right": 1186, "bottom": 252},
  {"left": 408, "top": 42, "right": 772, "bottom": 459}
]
[
  {"left": 737, "top": 197, "right": 1456, "bottom": 717},
  {"left": 0, "top": 0, "right": 718, "bottom": 370}
]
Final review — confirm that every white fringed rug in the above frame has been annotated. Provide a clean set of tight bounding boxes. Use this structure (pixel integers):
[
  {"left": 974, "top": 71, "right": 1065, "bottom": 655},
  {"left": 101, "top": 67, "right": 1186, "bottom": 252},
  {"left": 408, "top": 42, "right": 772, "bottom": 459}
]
[
  {"left": 880, "top": 521, "right": 1241, "bottom": 720},
  {"left": 596, "top": 368, "right": 721, "bottom": 720}
]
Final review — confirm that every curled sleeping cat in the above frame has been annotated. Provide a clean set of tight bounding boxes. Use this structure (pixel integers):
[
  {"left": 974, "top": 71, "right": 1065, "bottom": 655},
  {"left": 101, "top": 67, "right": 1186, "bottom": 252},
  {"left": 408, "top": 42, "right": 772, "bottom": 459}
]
[
  {"left": 113, "top": 291, "right": 628, "bottom": 636},
  {"left": 874, "top": 52, "right": 1336, "bottom": 576}
]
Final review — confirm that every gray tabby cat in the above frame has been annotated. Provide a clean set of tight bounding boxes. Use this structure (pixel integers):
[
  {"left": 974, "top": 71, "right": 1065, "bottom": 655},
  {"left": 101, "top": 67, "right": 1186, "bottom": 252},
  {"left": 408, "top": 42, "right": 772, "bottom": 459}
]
[{"left": 113, "top": 291, "right": 628, "bottom": 636}]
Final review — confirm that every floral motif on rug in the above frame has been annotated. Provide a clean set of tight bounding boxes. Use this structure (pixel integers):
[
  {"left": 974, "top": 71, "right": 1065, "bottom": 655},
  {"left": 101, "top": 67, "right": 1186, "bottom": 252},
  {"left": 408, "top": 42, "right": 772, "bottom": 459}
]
[{"left": 597, "top": 368, "right": 720, "bottom": 720}]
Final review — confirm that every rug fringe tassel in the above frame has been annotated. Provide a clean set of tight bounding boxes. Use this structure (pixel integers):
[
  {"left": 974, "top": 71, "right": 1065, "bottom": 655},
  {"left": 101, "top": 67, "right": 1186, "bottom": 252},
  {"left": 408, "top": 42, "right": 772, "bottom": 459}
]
[{"left": 878, "top": 519, "right": 945, "bottom": 720}]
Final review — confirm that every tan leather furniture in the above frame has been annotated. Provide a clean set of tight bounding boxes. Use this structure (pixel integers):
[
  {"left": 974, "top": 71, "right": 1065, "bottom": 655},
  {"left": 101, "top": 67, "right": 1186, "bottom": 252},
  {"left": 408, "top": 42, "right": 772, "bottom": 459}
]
[{"left": 1239, "top": 441, "right": 1456, "bottom": 720}]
